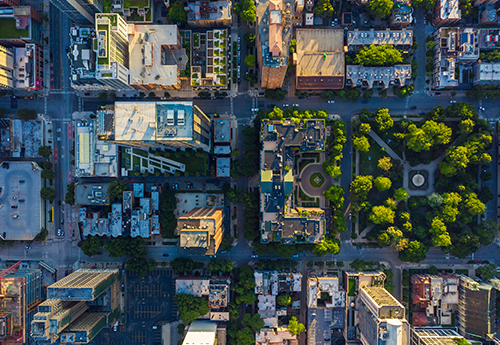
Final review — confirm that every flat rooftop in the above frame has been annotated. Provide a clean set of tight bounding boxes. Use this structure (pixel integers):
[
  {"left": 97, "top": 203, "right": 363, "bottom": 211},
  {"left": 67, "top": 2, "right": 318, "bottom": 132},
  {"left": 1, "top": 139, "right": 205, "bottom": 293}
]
[
  {"left": 347, "top": 29, "right": 413, "bottom": 48},
  {"left": 0, "top": 161, "right": 42, "bottom": 240},
  {"left": 113, "top": 101, "right": 195, "bottom": 142},
  {"left": 176, "top": 278, "right": 210, "bottom": 296},
  {"left": 363, "top": 286, "right": 402, "bottom": 307},
  {"left": 187, "top": 0, "right": 232, "bottom": 21},
  {"left": 295, "top": 29, "right": 345, "bottom": 90},
  {"left": 213, "top": 118, "right": 230, "bottom": 143},
  {"left": 436, "top": 0, "right": 461, "bottom": 20},
  {"left": 476, "top": 62, "right": 500, "bottom": 82},
  {"left": 128, "top": 25, "right": 186, "bottom": 87},
  {"left": 216, "top": 157, "right": 230, "bottom": 178},
  {"left": 75, "top": 183, "right": 110, "bottom": 205}
]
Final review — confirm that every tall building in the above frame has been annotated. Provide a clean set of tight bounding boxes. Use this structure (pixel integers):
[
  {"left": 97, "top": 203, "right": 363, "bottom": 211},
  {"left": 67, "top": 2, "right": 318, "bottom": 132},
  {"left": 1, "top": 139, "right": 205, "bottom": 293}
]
[
  {"left": 94, "top": 13, "right": 131, "bottom": 90},
  {"left": 32, "top": 269, "right": 121, "bottom": 344},
  {"left": 128, "top": 24, "right": 184, "bottom": 90},
  {"left": 410, "top": 328, "right": 470, "bottom": 345},
  {"left": 457, "top": 275, "right": 497, "bottom": 341},
  {"left": 186, "top": 0, "right": 232, "bottom": 27},
  {"left": 49, "top": 0, "right": 102, "bottom": 25},
  {"left": 472, "top": 62, "right": 500, "bottom": 85},
  {"left": 112, "top": 101, "right": 211, "bottom": 152},
  {"left": 0, "top": 45, "right": 14, "bottom": 89},
  {"left": 294, "top": 29, "right": 345, "bottom": 90},
  {"left": 14, "top": 43, "right": 44, "bottom": 90},
  {"left": 176, "top": 207, "right": 224, "bottom": 255},
  {"left": 182, "top": 321, "right": 217, "bottom": 345},
  {"left": 390, "top": 0, "right": 413, "bottom": 27},
  {"left": 357, "top": 286, "right": 410, "bottom": 345},
  {"left": 256, "top": 0, "right": 291, "bottom": 89},
  {"left": 0, "top": 6, "right": 42, "bottom": 47},
  {"left": 0, "top": 265, "right": 42, "bottom": 345}
]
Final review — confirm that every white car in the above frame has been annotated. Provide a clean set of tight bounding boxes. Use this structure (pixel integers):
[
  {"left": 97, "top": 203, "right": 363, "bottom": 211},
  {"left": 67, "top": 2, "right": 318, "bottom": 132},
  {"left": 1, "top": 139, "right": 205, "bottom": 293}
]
[
  {"left": 479, "top": 107, "right": 486, "bottom": 111},
  {"left": 328, "top": 100, "right": 336, "bottom": 103},
  {"left": 292, "top": 104, "right": 299, "bottom": 107},
  {"left": 449, "top": 100, "right": 457, "bottom": 104},
  {"left": 283, "top": 104, "right": 289, "bottom": 107}
]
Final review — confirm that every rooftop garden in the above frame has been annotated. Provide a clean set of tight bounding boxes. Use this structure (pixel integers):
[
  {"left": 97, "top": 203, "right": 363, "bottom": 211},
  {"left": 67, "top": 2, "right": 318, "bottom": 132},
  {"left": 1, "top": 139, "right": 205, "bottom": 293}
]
[
  {"left": 0, "top": 18, "right": 29, "bottom": 39},
  {"left": 123, "top": 0, "right": 150, "bottom": 8}
]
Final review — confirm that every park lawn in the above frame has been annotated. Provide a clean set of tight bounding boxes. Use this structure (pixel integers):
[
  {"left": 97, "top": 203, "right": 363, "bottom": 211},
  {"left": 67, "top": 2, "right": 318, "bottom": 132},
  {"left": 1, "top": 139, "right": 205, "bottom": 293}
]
[
  {"left": 132, "top": 155, "right": 141, "bottom": 169},
  {"left": 372, "top": 122, "right": 405, "bottom": 160},
  {"left": 142, "top": 158, "right": 149, "bottom": 168},
  {"left": 358, "top": 136, "right": 384, "bottom": 176},
  {"left": 122, "top": 151, "right": 131, "bottom": 169},
  {"left": 133, "top": 148, "right": 149, "bottom": 157},
  {"left": 299, "top": 189, "right": 315, "bottom": 201},
  {"left": 348, "top": 279, "right": 356, "bottom": 297}
]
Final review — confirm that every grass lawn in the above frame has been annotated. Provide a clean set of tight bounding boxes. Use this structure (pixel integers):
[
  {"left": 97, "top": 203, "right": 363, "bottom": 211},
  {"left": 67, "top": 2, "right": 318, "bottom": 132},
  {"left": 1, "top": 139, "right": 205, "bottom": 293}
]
[
  {"left": 310, "top": 173, "right": 325, "bottom": 187},
  {"left": 299, "top": 189, "right": 315, "bottom": 201},
  {"left": 299, "top": 159, "right": 314, "bottom": 172},
  {"left": 133, "top": 155, "right": 141, "bottom": 169},
  {"left": 348, "top": 278, "right": 356, "bottom": 297},
  {"left": 142, "top": 158, "right": 149, "bottom": 168},
  {"left": 0, "top": 18, "right": 29, "bottom": 39},
  {"left": 372, "top": 121, "right": 405, "bottom": 160},
  {"left": 133, "top": 148, "right": 149, "bottom": 157},
  {"left": 122, "top": 151, "right": 131, "bottom": 169},
  {"left": 124, "top": 0, "right": 150, "bottom": 8},
  {"left": 359, "top": 136, "right": 384, "bottom": 176}
]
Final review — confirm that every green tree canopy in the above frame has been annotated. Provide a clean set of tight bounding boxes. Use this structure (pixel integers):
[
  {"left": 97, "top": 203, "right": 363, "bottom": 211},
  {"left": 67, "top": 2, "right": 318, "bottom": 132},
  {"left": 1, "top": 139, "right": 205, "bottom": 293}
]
[
  {"left": 235, "top": 328, "right": 255, "bottom": 345},
  {"left": 399, "top": 240, "right": 428, "bottom": 262},
  {"left": 104, "top": 236, "right": 147, "bottom": 259},
  {"left": 350, "top": 175, "right": 373, "bottom": 201},
  {"left": 277, "top": 294, "right": 292, "bottom": 307},
  {"left": 170, "top": 257, "right": 196, "bottom": 275},
  {"left": 374, "top": 176, "right": 392, "bottom": 191},
  {"left": 243, "top": 31, "right": 256, "bottom": 47},
  {"left": 459, "top": 119, "right": 475, "bottom": 134},
  {"left": 242, "top": 314, "right": 265, "bottom": 332},
  {"left": 288, "top": 316, "right": 306, "bottom": 336},
  {"left": 412, "top": 0, "right": 436, "bottom": 11},
  {"left": 38, "top": 145, "right": 52, "bottom": 157},
  {"left": 406, "top": 121, "right": 452, "bottom": 152},
  {"left": 41, "top": 169, "right": 55, "bottom": 180},
  {"left": 126, "top": 257, "right": 157, "bottom": 276},
  {"left": 474, "top": 220, "right": 500, "bottom": 246},
  {"left": 65, "top": 182, "right": 75, "bottom": 205},
  {"left": 244, "top": 54, "right": 256, "bottom": 67},
  {"left": 359, "top": 123, "right": 371, "bottom": 135},
  {"left": 462, "top": 193, "right": 486, "bottom": 216},
  {"left": 324, "top": 164, "right": 341, "bottom": 179},
  {"left": 378, "top": 156, "right": 392, "bottom": 172},
  {"left": 427, "top": 193, "right": 444, "bottom": 208},
  {"left": 239, "top": 0, "right": 256, "bottom": 22},
  {"left": 168, "top": 1, "right": 187, "bottom": 24},
  {"left": 174, "top": 293, "right": 210, "bottom": 324},
  {"left": 354, "top": 45, "right": 403, "bottom": 66},
  {"left": 313, "top": 238, "right": 340, "bottom": 256},
  {"left": 40, "top": 187, "right": 56, "bottom": 202},
  {"left": 374, "top": 108, "right": 394, "bottom": 131},
  {"left": 353, "top": 135, "right": 370, "bottom": 152},
  {"left": 367, "top": 0, "right": 394, "bottom": 18},
  {"left": 207, "top": 258, "right": 234, "bottom": 274},
  {"left": 314, "top": 0, "right": 334, "bottom": 17},
  {"left": 429, "top": 218, "right": 451, "bottom": 247},
  {"left": 394, "top": 188, "right": 409, "bottom": 202},
  {"left": 369, "top": 205, "right": 395, "bottom": 224},
  {"left": 107, "top": 180, "right": 128, "bottom": 203},
  {"left": 476, "top": 264, "right": 497, "bottom": 281},
  {"left": 323, "top": 185, "right": 344, "bottom": 210},
  {"left": 81, "top": 236, "right": 102, "bottom": 256}
]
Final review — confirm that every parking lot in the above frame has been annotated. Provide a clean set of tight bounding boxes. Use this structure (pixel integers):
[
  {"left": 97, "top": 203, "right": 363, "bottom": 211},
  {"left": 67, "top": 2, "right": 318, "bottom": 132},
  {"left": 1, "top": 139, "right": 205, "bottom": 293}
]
[{"left": 91, "top": 268, "right": 176, "bottom": 345}]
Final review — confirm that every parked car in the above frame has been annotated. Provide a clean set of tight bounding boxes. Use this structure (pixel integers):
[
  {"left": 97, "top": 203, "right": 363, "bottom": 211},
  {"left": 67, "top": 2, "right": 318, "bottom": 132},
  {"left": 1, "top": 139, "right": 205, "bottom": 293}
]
[
  {"left": 449, "top": 100, "right": 457, "bottom": 104},
  {"left": 328, "top": 100, "right": 335, "bottom": 104},
  {"left": 410, "top": 106, "right": 417, "bottom": 109}
]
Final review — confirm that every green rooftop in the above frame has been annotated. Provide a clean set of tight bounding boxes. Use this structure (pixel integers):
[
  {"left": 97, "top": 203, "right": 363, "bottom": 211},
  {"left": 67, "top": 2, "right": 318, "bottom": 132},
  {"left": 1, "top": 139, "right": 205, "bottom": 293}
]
[
  {"left": 124, "top": 0, "right": 150, "bottom": 8},
  {"left": 0, "top": 18, "right": 29, "bottom": 39}
]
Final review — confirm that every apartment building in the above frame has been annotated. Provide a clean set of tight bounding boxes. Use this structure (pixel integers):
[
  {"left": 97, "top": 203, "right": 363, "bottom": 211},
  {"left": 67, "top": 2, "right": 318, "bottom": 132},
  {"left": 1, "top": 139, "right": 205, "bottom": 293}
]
[
  {"left": 260, "top": 119, "right": 326, "bottom": 245},
  {"left": 390, "top": 0, "right": 413, "bottom": 27},
  {"left": 108, "top": 0, "right": 152, "bottom": 23},
  {"left": 254, "top": 271, "right": 302, "bottom": 296},
  {"left": 410, "top": 328, "right": 471, "bottom": 345},
  {"left": 181, "top": 321, "right": 218, "bottom": 345},
  {"left": 128, "top": 25, "right": 184, "bottom": 90},
  {"left": 294, "top": 29, "right": 345, "bottom": 90},
  {"left": 480, "top": 4, "right": 497, "bottom": 24},
  {"left": 13, "top": 43, "right": 44, "bottom": 90},
  {"left": 0, "top": 6, "right": 42, "bottom": 47},
  {"left": 0, "top": 45, "right": 14, "bottom": 89},
  {"left": 176, "top": 207, "right": 225, "bottom": 255},
  {"left": 357, "top": 287, "right": 410, "bottom": 345},
  {"left": 433, "top": 0, "right": 461, "bottom": 26},
  {"left": 32, "top": 269, "right": 121, "bottom": 344},
  {"left": 112, "top": 101, "right": 211, "bottom": 152},
  {"left": 49, "top": 0, "right": 102, "bottom": 24},
  {"left": 479, "top": 28, "right": 500, "bottom": 51},
  {"left": 472, "top": 62, "right": 500, "bottom": 85},
  {"left": 410, "top": 274, "right": 459, "bottom": 327},
  {"left": 256, "top": 0, "right": 292, "bottom": 89},
  {"left": 255, "top": 327, "right": 298, "bottom": 345},
  {"left": 186, "top": 0, "right": 232, "bottom": 27},
  {"left": 0, "top": 266, "right": 42, "bottom": 345},
  {"left": 347, "top": 29, "right": 413, "bottom": 53},
  {"left": 346, "top": 65, "right": 411, "bottom": 89}
]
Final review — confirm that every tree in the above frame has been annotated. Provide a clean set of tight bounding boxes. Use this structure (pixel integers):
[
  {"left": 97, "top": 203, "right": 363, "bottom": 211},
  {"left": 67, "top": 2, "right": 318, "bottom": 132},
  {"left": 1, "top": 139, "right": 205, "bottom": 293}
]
[
  {"left": 41, "top": 169, "right": 55, "bottom": 180},
  {"left": 33, "top": 228, "right": 48, "bottom": 242},
  {"left": 109, "top": 92, "right": 117, "bottom": 101},
  {"left": 174, "top": 293, "right": 210, "bottom": 323},
  {"left": 394, "top": 188, "right": 409, "bottom": 202},
  {"left": 474, "top": 220, "right": 500, "bottom": 246},
  {"left": 369, "top": 205, "right": 395, "bottom": 224},
  {"left": 126, "top": 258, "right": 157, "bottom": 276},
  {"left": 459, "top": 119, "right": 475, "bottom": 134},
  {"left": 427, "top": 193, "right": 444, "bottom": 208},
  {"left": 324, "top": 164, "right": 341, "bottom": 179},
  {"left": 243, "top": 32, "right": 256, "bottom": 47},
  {"left": 476, "top": 264, "right": 497, "bottom": 281},
  {"left": 242, "top": 314, "right": 265, "bottom": 332},
  {"left": 168, "top": 1, "right": 187, "bottom": 24},
  {"left": 463, "top": 193, "right": 485, "bottom": 216},
  {"left": 323, "top": 185, "right": 344, "bottom": 210},
  {"left": 235, "top": 328, "right": 255, "bottom": 345},
  {"left": 239, "top": 0, "right": 256, "bottom": 22},
  {"left": 314, "top": 0, "right": 334, "bottom": 17},
  {"left": 406, "top": 121, "right": 452, "bottom": 152},
  {"left": 313, "top": 238, "right": 340, "bottom": 256},
  {"left": 207, "top": 258, "right": 234, "bottom": 274},
  {"left": 354, "top": 45, "right": 403, "bottom": 66},
  {"left": 277, "top": 294, "right": 292, "bottom": 307},
  {"left": 104, "top": 236, "right": 147, "bottom": 259},
  {"left": 220, "top": 234, "right": 235, "bottom": 251},
  {"left": 374, "top": 108, "right": 393, "bottom": 131},
  {"left": 439, "top": 146, "right": 469, "bottom": 176},
  {"left": 353, "top": 135, "right": 370, "bottom": 152},
  {"left": 97, "top": 92, "right": 108, "bottom": 101},
  {"left": 288, "top": 316, "right": 306, "bottom": 336},
  {"left": 430, "top": 218, "right": 451, "bottom": 247},
  {"left": 244, "top": 54, "right": 256, "bottom": 67},
  {"left": 81, "top": 236, "right": 103, "bottom": 256},
  {"left": 350, "top": 175, "right": 373, "bottom": 201},
  {"left": 399, "top": 240, "right": 428, "bottom": 262},
  {"left": 170, "top": 257, "right": 196, "bottom": 275},
  {"left": 367, "top": 0, "right": 394, "bottom": 18},
  {"left": 40, "top": 187, "right": 56, "bottom": 202},
  {"left": 65, "top": 182, "right": 75, "bottom": 205},
  {"left": 17, "top": 108, "right": 37, "bottom": 120},
  {"left": 38, "top": 145, "right": 52, "bottom": 157},
  {"left": 374, "top": 176, "right": 392, "bottom": 191},
  {"left": 428, "top": 265, "right": 439, "bottom": 275},
  {"left": 107, "top": 179, "right": 128, "bottom": 202},
  {"left": 378, "top": 157, "right": 392, "bottom": 172},
  {"left": 413, "top": 0, "right": 436, "bottom": 11},
  {"left": 359, "top": 123, "right": 371, "bottom": 135}
]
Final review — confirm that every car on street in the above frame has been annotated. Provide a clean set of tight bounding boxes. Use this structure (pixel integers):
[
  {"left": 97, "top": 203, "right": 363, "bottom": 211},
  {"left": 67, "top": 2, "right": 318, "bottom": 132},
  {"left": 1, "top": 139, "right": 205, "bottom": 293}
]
[
  {"left": 172, "top": 183, "right": 179, "bottom": 190},
  {"left": 292, "top": 254, "right": 299, "bottom": 258},
  {"left": 328, "top": 100, "right": 335, "bottom": 103},
  {"left": 57, "top": 128, "right": 62, "bottom": 132},
  {"left": 283, "top": 104, "right": 289, "bottom": 107},
  {"left": 410, "top": 106, "right": 417, "bottom": 109},
  {"left": 19, "top": 199, "right": 25, "bottom": 203},
  {"left": 449, "top": 100, "right": 457, "bottom": 104},
  {"left": 479, "top": 107, "right": 486, "bottom": 111},
  {"left": 163, "top": 254, "right": 169, "bottom": 257},
  {"left": 292, "top": 104, "right": 299, "bottom": 107}
]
